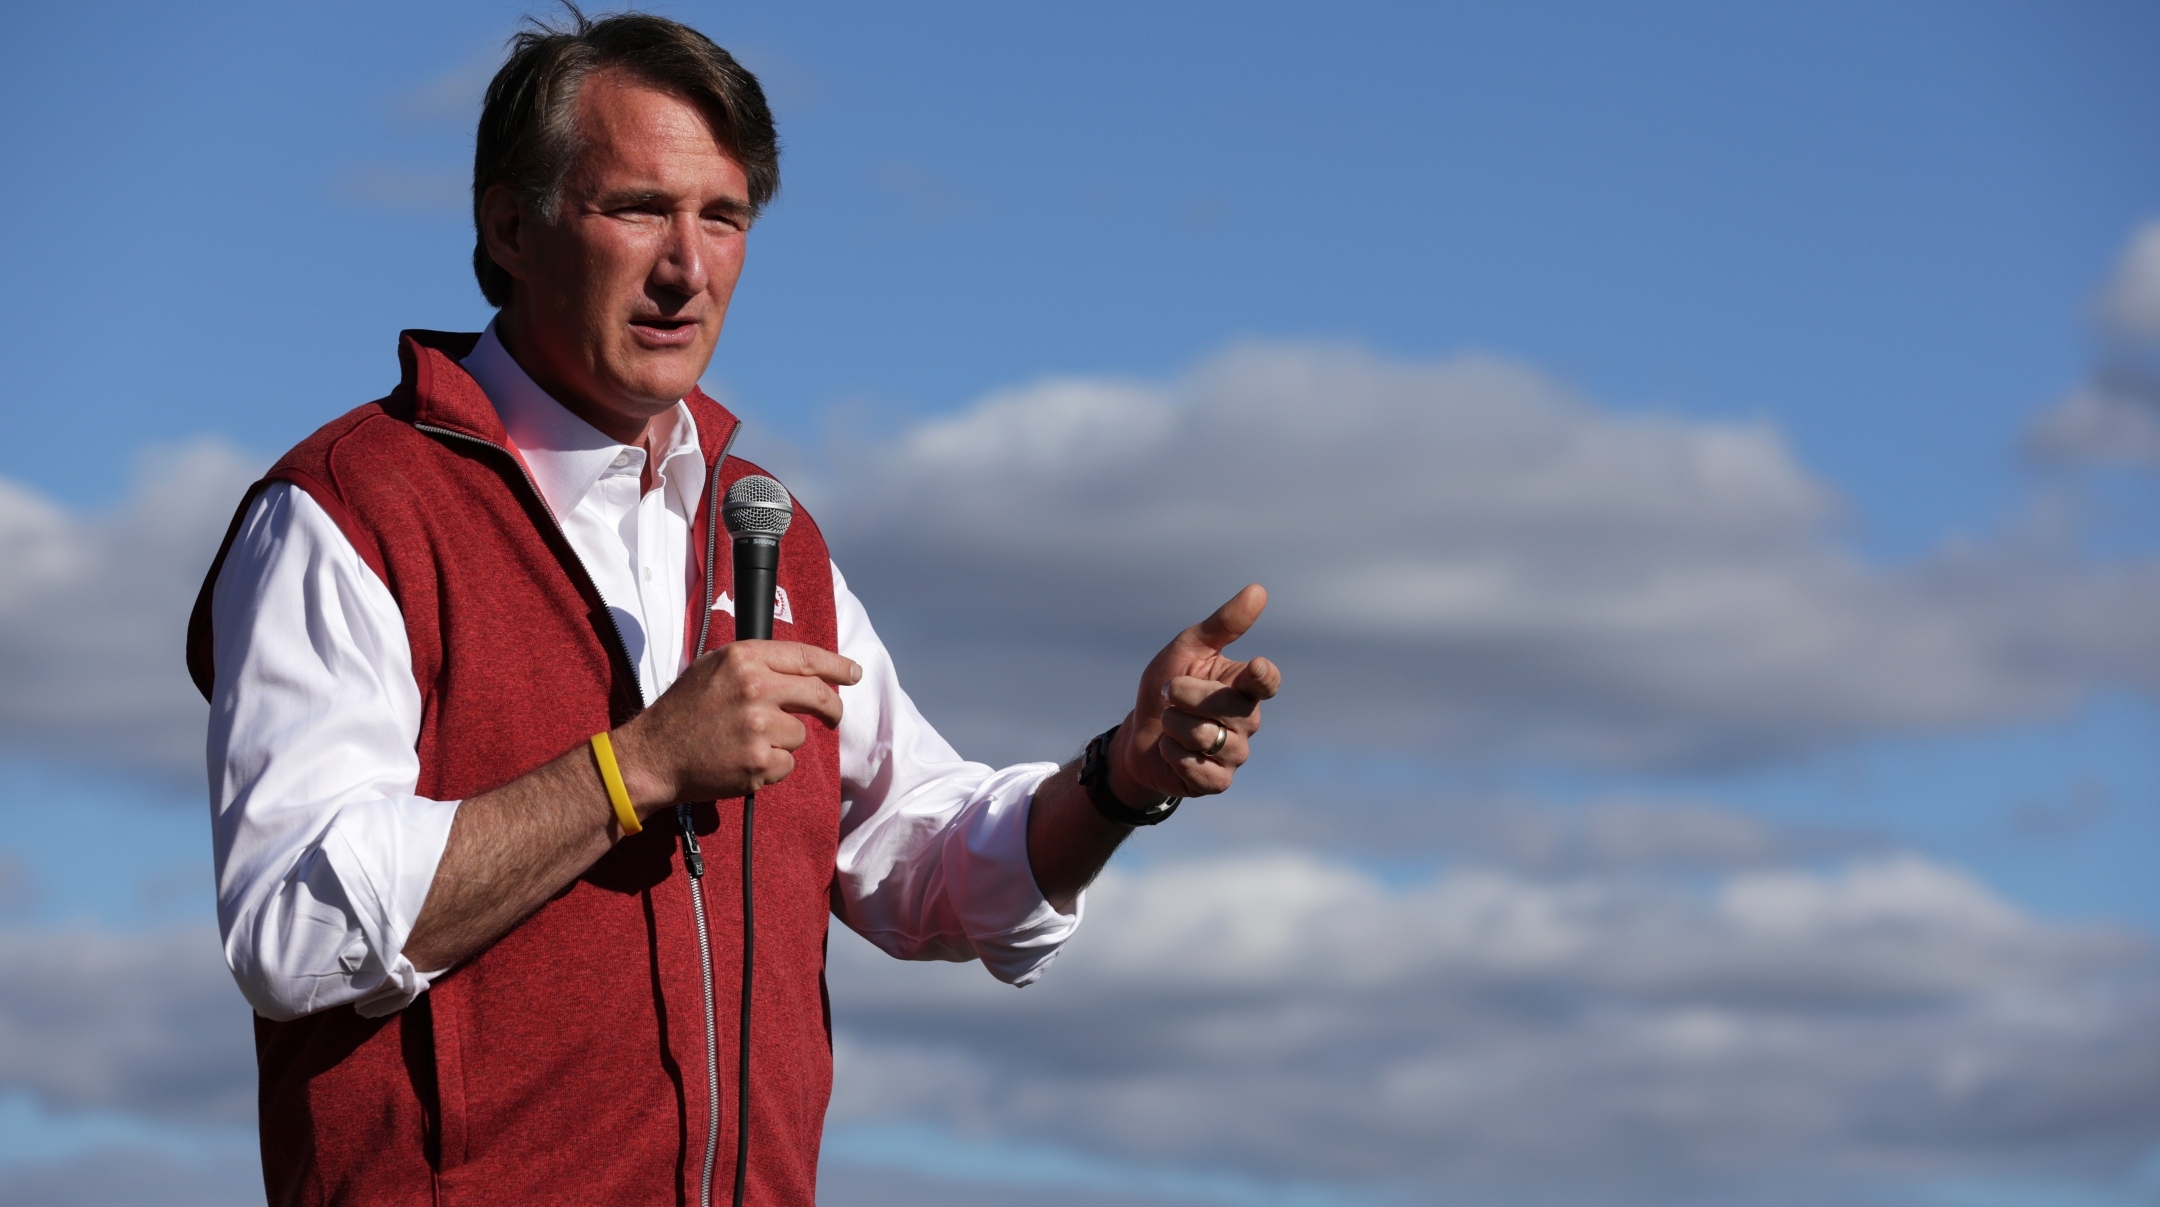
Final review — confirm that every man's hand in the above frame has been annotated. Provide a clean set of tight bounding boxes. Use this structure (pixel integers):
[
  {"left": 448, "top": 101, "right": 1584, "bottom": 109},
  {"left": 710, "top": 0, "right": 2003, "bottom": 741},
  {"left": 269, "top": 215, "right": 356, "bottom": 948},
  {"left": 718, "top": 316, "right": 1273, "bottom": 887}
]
[
  {"left": 1112, "top": 583, "right": 1281, "bottom": 803},
  {"left": 403, "top": 639, "right": 857, "bottom": 972},
  {"left": 613, "top": 640, "right": 861, "bottom": 812},
  {"left": 1024, "top": 585, "right": 1279, "bottom": 911}
]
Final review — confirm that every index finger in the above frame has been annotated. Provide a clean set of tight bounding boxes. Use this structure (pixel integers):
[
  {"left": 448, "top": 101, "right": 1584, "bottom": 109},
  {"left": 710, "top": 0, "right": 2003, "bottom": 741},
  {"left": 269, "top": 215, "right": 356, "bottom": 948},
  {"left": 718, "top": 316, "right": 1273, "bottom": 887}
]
[
  {"left": 1163, "top": 675, "right": 1260, "bottom": 720},
  {"left": 1231, "top": 656, "right": 1281, "bottom": 701},
  {"left": 756, "top": 640, "right": 863, "bottom": 686}
]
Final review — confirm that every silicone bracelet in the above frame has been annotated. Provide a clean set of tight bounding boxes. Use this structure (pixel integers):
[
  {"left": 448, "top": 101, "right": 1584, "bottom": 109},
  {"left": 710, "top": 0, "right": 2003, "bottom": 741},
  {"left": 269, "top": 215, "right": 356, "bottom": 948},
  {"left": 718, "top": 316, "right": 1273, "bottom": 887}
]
[{"left": 590, "top": 731, "right": 641, "bottom": 836}]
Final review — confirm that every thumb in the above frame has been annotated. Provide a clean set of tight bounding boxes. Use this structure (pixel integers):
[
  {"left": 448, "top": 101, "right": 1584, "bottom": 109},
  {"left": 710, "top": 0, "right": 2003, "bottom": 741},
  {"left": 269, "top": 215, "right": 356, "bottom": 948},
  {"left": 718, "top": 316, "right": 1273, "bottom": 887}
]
[{"left": 1188, "top": 584, "right": 1268, "bottom": 653}]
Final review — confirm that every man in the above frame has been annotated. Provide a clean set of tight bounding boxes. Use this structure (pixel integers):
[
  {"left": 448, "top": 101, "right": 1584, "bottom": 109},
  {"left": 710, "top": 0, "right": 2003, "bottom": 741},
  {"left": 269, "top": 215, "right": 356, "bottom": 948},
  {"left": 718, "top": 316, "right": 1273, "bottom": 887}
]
[{"left": 187, "top": 10, "right": 1279, "bottom": 1206}]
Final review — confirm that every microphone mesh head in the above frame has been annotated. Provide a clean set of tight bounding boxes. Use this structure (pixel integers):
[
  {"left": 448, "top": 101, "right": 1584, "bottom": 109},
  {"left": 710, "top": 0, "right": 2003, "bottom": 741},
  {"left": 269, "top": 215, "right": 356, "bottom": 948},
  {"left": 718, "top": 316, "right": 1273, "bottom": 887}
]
[{"left": 723, "top": 474, "right": 793, "bottom": 540}]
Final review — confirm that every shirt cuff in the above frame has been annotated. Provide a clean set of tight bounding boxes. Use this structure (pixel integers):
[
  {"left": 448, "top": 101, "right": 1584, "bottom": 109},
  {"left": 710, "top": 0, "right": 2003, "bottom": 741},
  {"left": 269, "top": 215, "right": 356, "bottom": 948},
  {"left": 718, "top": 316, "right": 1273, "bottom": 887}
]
[
  {"left": 942, "top": 761, "right": 1082, "bottom": 986},
  {"left": 313, "top": 794, "right": 461, "bottom": 1018}
]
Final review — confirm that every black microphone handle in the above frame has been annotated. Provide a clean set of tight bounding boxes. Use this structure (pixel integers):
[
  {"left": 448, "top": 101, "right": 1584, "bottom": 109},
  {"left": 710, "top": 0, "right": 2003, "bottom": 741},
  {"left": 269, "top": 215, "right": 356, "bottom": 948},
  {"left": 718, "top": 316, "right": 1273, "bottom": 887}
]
[
  {"left": 733, "top": 538, "right": 779, "bottom": 642},
  {"left": 725, "top": 530, "right": 779, "bottom": 1207}
]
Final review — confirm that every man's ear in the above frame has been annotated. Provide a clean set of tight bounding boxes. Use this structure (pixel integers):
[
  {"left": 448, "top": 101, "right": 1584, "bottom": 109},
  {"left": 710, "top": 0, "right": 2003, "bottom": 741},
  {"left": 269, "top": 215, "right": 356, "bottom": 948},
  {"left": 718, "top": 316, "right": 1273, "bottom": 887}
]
[{"left": 478, "top": 183, "right": 531, "bottom": 285}]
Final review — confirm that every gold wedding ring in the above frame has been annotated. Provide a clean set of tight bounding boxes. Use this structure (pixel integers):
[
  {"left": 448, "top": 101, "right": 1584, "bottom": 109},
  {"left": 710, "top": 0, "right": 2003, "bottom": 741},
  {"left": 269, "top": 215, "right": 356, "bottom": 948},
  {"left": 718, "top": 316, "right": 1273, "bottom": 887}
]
[{"left": 1204, "top": 723, "right": 1229, "bottom": 758}]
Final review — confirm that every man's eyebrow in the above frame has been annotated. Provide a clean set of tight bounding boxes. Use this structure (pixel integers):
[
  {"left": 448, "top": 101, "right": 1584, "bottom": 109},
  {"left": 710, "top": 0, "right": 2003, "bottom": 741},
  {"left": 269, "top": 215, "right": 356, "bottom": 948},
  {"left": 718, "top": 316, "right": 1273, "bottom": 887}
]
[
  {"left": 594, "top": 188, "right": 667, "bottom": 209},
  {"left": 592, "top": 188, "right": 756, "bottom": 218}
]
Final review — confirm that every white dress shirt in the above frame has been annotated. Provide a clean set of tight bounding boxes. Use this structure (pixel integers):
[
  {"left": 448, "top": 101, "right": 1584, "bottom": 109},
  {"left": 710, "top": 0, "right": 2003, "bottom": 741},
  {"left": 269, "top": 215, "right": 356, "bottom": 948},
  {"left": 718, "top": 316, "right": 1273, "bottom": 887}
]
[{"left": 206, "top": 324, "right": 1076, "bottom": 1021}]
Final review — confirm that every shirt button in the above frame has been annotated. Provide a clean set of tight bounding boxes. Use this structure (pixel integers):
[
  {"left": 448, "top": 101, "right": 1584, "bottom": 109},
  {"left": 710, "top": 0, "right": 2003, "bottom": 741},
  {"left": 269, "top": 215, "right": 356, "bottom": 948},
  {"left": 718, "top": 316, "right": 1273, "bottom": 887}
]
[
  {"left": 643, "top": 566, "right": 653, "bottom": 583},
  {"left": 611, "top": 452, "right": 631, "bottom": 469}
]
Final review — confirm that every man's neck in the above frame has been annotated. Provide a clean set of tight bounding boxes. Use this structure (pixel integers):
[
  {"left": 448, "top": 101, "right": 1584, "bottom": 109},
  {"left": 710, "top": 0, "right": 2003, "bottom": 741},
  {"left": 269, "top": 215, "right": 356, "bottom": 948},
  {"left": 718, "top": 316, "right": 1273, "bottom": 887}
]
[
  {"left": 492, "top": 310, "right": 673, "bottom": 494},
  {"left": 493, "top": 309, "right": 663, "bottom": 452}
]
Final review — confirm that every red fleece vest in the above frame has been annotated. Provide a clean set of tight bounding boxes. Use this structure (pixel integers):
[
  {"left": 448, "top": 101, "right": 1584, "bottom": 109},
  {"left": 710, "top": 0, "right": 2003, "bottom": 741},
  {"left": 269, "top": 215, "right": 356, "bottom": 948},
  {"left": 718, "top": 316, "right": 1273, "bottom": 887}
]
[{"left": 187, "top": 331, "right": 842, "bottom": 1207}]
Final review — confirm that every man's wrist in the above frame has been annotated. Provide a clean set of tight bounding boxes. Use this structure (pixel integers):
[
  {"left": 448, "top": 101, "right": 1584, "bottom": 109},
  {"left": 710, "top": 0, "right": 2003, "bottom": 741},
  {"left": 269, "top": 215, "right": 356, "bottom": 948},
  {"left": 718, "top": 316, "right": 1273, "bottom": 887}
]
[
  {"left": 1081, "top": 723, "right": 1179, "bottom": 826},
  {"left": 1105, "top": 763, "right": 1172, "bottom": 814},
  {"left": 603, "top": 725, "right": 675, "bottom": 817},
  {"left": 1104, "top": 719, "right": 1174, "bottom": 809}
]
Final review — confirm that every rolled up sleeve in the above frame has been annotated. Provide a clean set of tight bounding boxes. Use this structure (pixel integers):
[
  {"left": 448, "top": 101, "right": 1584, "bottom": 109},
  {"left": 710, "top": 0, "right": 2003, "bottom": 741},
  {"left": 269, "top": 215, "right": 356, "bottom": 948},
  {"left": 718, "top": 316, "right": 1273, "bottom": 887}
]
[
  {"left": 207, "top": 483, "right": 458, "bottom": 1020},
  {"left": 828, "top": 564, "right": 1079, "bottom": 987}
]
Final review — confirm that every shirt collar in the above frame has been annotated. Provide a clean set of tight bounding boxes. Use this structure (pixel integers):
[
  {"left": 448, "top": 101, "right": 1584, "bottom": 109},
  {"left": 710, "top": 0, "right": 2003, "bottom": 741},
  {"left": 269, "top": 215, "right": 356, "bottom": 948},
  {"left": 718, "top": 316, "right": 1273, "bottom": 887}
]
[{"left": 460, "top": 321, "right": 705, "bottom": 520}]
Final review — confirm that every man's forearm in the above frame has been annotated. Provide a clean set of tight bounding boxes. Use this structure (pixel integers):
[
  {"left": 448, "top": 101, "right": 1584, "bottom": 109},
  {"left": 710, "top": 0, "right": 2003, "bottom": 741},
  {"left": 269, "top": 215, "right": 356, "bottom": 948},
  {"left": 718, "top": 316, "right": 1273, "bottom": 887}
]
[
  {"left": 398, "top": 641, "right": 856, "bottom": 974},
  {"left": 400, "top": 743, "right": 630, "bottom": 971},
  {"left": 1024, "top": 761, "right": 1135, "bottom": 914}
]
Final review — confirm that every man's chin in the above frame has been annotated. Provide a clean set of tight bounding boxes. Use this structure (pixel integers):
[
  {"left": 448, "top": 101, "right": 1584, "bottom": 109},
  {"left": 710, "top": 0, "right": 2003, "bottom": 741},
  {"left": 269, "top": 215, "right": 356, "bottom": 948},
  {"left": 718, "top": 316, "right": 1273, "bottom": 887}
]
[{"left": 608, "top": 347, "right": 714, "bottom": 407}]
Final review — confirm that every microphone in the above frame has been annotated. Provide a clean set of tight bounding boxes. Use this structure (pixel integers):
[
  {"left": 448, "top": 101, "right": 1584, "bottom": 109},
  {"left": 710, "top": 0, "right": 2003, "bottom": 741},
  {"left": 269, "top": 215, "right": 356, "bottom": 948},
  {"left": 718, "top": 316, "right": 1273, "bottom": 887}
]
[
  {"left": 723, "top": 475, "right": 792, "bottom": 641},
  {"left": 718, "top": 473, "right": 790, "bottom": 1207}
]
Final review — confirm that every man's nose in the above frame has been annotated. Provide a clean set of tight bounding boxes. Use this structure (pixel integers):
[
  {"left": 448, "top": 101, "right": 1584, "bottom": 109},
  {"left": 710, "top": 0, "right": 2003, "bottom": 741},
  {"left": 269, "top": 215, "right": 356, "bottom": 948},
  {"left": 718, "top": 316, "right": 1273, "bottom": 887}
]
[{"left": 652, "top": 213, "right": 709, "bottom": 296}]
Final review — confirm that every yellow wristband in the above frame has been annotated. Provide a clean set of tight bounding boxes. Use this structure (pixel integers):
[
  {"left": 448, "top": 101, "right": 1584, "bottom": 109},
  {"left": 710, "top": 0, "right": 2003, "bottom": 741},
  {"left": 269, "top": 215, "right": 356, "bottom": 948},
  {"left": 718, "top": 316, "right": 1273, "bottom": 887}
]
[{"left": 590, "top": 731, "right": 640, "bottom": 836}]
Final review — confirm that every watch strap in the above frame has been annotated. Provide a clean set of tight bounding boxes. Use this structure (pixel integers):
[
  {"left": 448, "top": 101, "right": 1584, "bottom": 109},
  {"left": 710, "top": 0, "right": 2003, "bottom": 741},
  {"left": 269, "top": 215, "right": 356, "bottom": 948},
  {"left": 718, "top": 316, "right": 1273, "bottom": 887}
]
[{"left": 1079, "top": 723, "right": 1180, "bottom": 826}]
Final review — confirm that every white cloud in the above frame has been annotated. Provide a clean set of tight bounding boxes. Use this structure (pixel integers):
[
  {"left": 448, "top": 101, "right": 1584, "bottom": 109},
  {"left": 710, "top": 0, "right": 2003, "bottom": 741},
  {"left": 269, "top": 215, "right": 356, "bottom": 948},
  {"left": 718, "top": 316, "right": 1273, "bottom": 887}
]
[
  {"left": 0, "top": 925, "right": 255, "bottom": 1124},
  {"left": 819, "top": 1163, "right": 1223, "bottom": 1207},
  {"left": 0, "top": 440, "right": 259, "bottom": 782},
  {"left": 1164, "top": 787, "right": 1838, "bottom": 875},
  {"left": 2028, "top": 220, "right": 2160, "bottom": 469},
  {"left": 2097, "top": 220, "right": 2160, "bottom": 344},
  {"left": 0, "top": 1148, "right": 262, "bottom": 1207},
  {"left": 824, "top": 851, "right": 2160, "bottom": 1204},
  {"left": 818, "top": 344, "right": 2160, "bottom": 769},
  {"left": 2026, "top": 374, "right": 2160, "bottom": 469}
]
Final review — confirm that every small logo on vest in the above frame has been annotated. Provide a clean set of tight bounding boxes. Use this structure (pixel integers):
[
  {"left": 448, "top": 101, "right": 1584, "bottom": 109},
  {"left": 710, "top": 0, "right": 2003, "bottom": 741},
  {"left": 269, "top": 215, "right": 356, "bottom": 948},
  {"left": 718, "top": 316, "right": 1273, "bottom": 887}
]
[{"left": 711, "top": 587, "right": 793, "bottom": 625}]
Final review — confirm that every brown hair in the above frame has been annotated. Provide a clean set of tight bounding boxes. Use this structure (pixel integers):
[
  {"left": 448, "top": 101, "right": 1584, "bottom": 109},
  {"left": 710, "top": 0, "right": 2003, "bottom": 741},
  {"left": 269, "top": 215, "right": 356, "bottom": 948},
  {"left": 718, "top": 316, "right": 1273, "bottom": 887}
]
[{"left": 470, "top": 5, "right": 780, "bottom": 307}]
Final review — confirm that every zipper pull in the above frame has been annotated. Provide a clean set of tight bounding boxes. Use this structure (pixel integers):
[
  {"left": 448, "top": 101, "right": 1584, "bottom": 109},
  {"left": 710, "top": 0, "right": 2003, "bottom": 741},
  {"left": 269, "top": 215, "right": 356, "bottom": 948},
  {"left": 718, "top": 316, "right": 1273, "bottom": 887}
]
[{"left": 676, "top": 804, "right": 705, "bottom": 879}]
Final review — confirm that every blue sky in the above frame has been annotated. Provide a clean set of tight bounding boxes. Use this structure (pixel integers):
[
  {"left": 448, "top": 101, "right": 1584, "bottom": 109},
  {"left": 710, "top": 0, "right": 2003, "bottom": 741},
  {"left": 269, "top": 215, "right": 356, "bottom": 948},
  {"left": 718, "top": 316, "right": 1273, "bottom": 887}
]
[
  {"left": 2, "top": 2, "right": 2158, "bottom": 1205},
  {"left": 8, "top": 1, "right": 2156, "bottom": 545}
]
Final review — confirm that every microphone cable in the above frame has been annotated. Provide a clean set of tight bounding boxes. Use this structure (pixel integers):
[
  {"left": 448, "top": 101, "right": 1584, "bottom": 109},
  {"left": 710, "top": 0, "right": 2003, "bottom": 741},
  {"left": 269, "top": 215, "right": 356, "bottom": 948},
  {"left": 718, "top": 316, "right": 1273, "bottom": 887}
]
[
  {"left": 716, "top": 474, "right": 791, "bottom": 1207},
  {"left": 732, "top": 789, "right": 755, "bottom": 1207}
]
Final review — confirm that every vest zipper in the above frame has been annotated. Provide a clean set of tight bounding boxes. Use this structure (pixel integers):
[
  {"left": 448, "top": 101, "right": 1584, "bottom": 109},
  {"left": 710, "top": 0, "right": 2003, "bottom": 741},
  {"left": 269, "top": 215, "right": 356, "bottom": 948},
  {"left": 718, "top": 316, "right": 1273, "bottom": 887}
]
[
  {"left": 684, "top": 422, "right": 734, "bottom": 1207},
  {"left": 679, "top": 830, "right": 719, "bottom": 1207},
  {"left": 417, "top": 419, "right": 739, "bottom": 1206}
]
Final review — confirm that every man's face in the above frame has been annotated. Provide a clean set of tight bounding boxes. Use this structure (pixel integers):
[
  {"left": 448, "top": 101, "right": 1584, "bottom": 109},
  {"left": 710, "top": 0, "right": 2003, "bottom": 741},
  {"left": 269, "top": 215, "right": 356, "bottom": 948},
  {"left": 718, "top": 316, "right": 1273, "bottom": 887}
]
[{"left": 487, "top": 68, "right": 752, "bottom": 434}]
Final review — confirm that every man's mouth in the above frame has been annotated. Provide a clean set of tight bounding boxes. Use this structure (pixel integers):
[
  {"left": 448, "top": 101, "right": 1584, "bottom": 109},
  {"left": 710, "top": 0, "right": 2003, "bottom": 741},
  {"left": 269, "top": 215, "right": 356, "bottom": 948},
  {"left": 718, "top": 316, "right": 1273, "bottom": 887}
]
[{"left": 628, "top": 316, "right": 700, "bottom": 346}]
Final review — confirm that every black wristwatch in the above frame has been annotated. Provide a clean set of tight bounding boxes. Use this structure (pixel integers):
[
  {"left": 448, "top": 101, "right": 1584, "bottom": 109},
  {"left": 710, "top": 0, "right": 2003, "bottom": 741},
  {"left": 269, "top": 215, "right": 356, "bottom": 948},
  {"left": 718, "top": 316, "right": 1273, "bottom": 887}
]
[{"left": 1078, "top": 724, "right": 1181, "bottom": 826}]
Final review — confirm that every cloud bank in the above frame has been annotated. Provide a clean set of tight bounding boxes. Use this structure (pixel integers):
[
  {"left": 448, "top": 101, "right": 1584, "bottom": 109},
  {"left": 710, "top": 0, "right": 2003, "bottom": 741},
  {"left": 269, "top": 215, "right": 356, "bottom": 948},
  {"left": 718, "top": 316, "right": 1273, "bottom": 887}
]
[
  {"left": 0, "top": 925, "right": 253, "bottom": 1125},
  {"left": 820, "top": 344, "right": 2160, "bottom": 770},
  {"left": 0, "top": 441, "right": 257, "bottom": 783},
  {"left": 825, "top": 849, "right": 2160, "bottom": 1205}
]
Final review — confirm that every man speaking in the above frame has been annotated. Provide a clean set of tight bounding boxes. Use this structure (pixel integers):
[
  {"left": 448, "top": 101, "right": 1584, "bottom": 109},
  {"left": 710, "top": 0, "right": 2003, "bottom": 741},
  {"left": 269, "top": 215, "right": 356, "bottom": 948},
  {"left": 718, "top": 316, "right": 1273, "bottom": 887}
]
[{"left": 185, "top": 9, "right": 1279, "bottom": 1206}]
